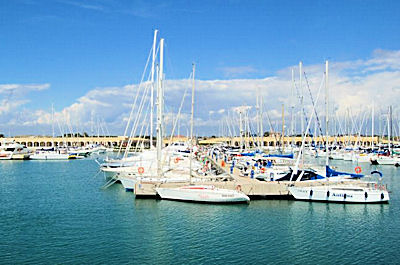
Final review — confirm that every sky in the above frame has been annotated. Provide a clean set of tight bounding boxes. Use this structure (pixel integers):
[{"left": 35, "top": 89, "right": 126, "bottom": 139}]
[{"left": 1, "top": 0, "right": 400, "bottom": 136}]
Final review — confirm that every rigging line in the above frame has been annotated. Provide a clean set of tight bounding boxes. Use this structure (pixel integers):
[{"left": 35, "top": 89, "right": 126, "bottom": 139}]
[
  {"left": 260, "top": 101, "right": 278, "bottom": 143},
  {"left": 124, "top": 72, "right": 152, "bottom": 157},
  {"left": 134, "top": 97, "right": 151, "bottom": 151},
  {"left": 247, "top": 114, "right": 260, "bottom": 147},
  {"left": 301, "top": 75, "right": 324, "bottom": 141},
  {"left": 134, "top": 99, "right": 151, "bottom": 152},
  {"left": 290, "top": 71, "right": 323, "bottom": 181},
  {"left": 118, "top": 44, "right": 154, "bottom": 157},
  {"left": 124, "top": 74, "right": 152, "bottom": 157},
  {"left": 169, "top": 74, "right": 191, "bottom": 144},
  {"left": 293, "top": 76, "right": 313, "bottom": 138},
  {"left": 303, "top": 71, "right": 324, "bottom": 136}
]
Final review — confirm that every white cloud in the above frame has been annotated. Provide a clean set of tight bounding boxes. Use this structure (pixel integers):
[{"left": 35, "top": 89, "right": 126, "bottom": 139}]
[
  {"left": 0, "top": 83, "right": 50, "bottom": 94},
  {"left": 2, "top": 49, "right": 400, "bottom": 136},
  {"left": 219, "top": 66, "right": 258, "bottom": 77}
]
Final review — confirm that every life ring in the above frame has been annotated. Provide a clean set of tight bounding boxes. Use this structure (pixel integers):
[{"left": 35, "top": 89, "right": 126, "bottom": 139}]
[
  {"left": 138, "top": 167, "right": 144, "bottom": 174},
  {"left": 236, "top": 185, "right": 242, "bottom": 192},
  {"left": 174, "top": 157, "right": 180, "bottom": 164},
  {"left": 355, "top": 166, "right": 362, "bottom": 174}
]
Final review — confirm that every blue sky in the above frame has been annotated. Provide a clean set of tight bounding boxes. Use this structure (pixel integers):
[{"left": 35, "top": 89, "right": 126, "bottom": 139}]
[{"left": 1, "top": 0, "right": 400, "bottom": 136}]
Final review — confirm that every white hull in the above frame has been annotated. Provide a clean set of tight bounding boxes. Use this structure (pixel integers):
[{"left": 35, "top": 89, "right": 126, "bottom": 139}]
[
  {"left": 372, "top": 156, "right": 400, "bottom": 166},
  {"left": 119, "top": 177, "right": 137, "bottom": 191},
  {"left": 329, "top": 153, "right": 344, "bottom": 160},
  {"left": 30, "top": 152, "right": 70, "bottom": 160},
  {"left": 354, "top": 154, "right": 372, "bottom": 163},
  {"left": 342, "top": 153, "right": 353, "bottom": 161},
  {"left": 156, "top": 185, "right": 250, "bottom": 203},
  {"left": 289, "top": 185, "right": 389, "bottom": 203},
  {"left": 11, "top": 154, "right": 30, "bottom": 160}
]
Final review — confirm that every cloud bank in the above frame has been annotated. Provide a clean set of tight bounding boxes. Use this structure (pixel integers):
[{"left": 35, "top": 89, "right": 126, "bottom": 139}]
[{"left": 1, "top": 49, "right": 400, "bottom": 136}]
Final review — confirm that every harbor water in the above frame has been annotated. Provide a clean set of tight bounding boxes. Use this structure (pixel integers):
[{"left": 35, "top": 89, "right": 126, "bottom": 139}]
[{"left": 1, "top": 158, "right": 399, "bottom": 264}]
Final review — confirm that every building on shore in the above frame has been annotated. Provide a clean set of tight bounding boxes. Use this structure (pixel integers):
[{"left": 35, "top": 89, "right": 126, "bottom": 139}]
[{"left": 0, "top": 134, "right": 393, "bottom": 149}]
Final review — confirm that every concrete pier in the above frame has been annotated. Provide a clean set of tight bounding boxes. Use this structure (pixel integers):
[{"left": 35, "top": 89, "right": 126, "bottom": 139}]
[
  {"left": 133, "top": 154, "right": 369, "bottom": 198},
  {"left": 134, "top": 177, "right": 369, "bottom": 198}
]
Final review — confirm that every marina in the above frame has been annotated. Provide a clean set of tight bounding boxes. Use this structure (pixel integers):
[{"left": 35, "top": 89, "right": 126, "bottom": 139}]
[{"left": 2, "top": 1, "right": 400, "bottom": 263}]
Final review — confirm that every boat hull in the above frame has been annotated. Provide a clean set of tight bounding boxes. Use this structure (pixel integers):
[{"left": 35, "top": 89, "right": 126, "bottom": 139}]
[
  {"left": 289, "top": 186, "right": 389, "bottom": 203},
  {"left": 156, "top": 186, "right": 250, "bottom": 203},
  {"left": 30, "top": 153, "right": 70, "bottom": 160}
]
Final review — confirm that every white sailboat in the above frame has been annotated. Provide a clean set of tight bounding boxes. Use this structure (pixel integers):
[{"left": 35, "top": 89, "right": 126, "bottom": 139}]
[
  {"left": 290, "top": 61, "right": 390, "bottom": 203},
  {"left": 155, "top": 64, "right": 250, "bottom": 203}
]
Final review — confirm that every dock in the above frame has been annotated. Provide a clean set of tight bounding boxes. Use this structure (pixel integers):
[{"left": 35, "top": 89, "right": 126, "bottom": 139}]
[{"left": 134, "top": 154, "right": 369, "bottom": 198}]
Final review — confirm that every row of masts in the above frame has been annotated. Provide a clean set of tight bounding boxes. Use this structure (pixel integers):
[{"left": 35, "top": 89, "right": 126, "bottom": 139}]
[{"left": 217, "top": 60, "right": 397, "bottom": 154}]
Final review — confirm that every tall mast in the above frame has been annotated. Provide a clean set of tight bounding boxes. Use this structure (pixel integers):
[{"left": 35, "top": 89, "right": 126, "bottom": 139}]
[
  {"left": 325, "top": 60, "right": 329, "bottom": 166},
  {"left": 239, "top": 110, "right": 243, "bottom": 152},
  {"left": 157, "top": 38, "right": 164, "bottom": 177},
  {"left": 260, "top": 95, "right": 264, "bottom": 149},
  {"left": 281, "top": 104, "right": 285, "bottom": 152},
  {"left": 291, "top": 68, "right": 295, "bottom": 147},
  {"left": 299, "top": 61, "right": 304, "bottom": 139},
  {"left": 150, "top": 29, "right": 158, "bottom": 149},
  {"left": 372, "top": 104, "right": 375, "bottom": 149},
  {"left": 388, "top": 106, "right": 392, "bottom": 155},
  {"left": 189, "top": 63, "right": 195, "bottom": 183},
  {"left": 299, "top": 61, "right": 304, "bottom": 165},
  {"left": 51, "top": 103, "right": 55, "bottom": 138},
  {"left": 256, "top": 87, "right": 260, "bottom": 148}
]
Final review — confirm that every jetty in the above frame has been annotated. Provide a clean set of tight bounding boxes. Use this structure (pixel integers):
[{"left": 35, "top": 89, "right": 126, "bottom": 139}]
[{"left": 134, "top": 154, "right": 369, "bottom": 198}]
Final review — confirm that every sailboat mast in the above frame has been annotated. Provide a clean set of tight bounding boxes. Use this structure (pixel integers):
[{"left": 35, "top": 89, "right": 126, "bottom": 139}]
[
  {"left": 150, "top": 29, "right": 158, "bottom": 149},
  {"left": 239, "top": 110, "right": 243, "bottom": 152},
  {"left": 325, "top": 60, "right": 329, "bottom": 166},
  {"left": 372, "top": 104, "right": 375, "bottom": 149},
  {"left": 299, "top": 62, "right": 304, "bottom": 139},
  {"left": 299, "top": 61, "right": 304, "bottom": 166},
  {"left": 157, "top": 38, "right": 164, "bottom": 177},
  {"left": 388, "top": 106, "right": 392, "bottom": 155},
  {"left": 189, "top": 63, "right": 195, "bottom": 182},
  {"left": 51, "top": 103, "right": 55, "bottom": 138},
  {"left": 260, "top": 96, "right": 264, "bottom": 149},
  {"left": 256, "top": 87, "right": 260, "bottom": 147},
  {"left": 291, "top": 68, "right": 295, "bottom": 147},
  {"left": 282, "top": 104, "right": 285, "bottom": 152}
]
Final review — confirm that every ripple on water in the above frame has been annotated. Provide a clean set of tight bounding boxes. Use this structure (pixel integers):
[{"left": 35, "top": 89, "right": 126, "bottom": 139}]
[{"left": 0, "top": 159, "right": 399, "bottom": 264}]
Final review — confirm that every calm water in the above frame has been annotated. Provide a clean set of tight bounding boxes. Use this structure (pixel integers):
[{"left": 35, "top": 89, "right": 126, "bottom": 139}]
[{"left": 0, "top": 158, "right": 399, "bottom": 264}]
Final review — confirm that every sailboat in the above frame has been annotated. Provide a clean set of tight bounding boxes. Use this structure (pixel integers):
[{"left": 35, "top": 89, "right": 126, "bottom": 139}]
[
  {"left": 289, "top": 61, "right": 390, "bottom": 203},
  {"left": 155, "top": 64, "right": 250, "bottom": 203}
]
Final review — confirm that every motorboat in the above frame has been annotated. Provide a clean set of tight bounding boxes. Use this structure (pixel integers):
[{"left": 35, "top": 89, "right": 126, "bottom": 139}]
[
  {"left": 30, "top": 148, "right": 70, "bottom": 160},
  {"left": 0, "top": 142, "right": 30, "bottom": 160}
]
